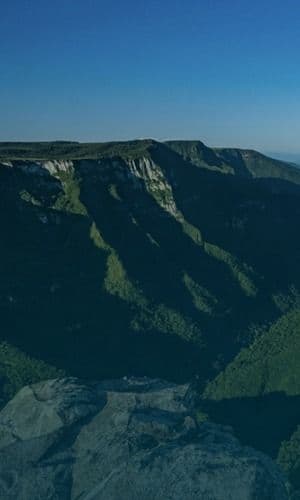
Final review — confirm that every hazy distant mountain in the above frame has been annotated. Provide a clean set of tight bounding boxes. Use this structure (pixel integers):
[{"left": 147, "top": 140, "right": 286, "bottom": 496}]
[{"left": 265, "top": 151, "right": 300, "bottom": 166}]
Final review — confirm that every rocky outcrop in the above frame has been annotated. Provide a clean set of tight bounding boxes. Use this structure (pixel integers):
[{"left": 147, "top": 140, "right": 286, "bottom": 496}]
[
  {"left": 0, "top": 377, "right": 288, "bottom": 500},
  {"left": 1, "top": 156, "right": 182, "bottom": 219}
]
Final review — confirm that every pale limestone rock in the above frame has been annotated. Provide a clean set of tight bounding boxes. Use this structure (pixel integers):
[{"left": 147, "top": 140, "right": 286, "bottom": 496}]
[{"left": 0, "top": 377, "right": 288, "bottom": 500}]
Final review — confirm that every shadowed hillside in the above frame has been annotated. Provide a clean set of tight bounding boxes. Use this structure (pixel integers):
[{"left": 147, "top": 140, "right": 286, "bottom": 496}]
[
  {"left": 0, "top": 140, "right": 299, "bottom": 374},
  {"left": 1, "top": 139, "right": 300, "bottom": 390},
  {"left": 1, "top": 138, "right": 300, "bottom": 492}
]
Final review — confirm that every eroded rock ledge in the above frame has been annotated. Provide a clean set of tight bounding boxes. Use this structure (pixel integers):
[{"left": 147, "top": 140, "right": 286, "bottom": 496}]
[{"left": 0, "top": 377, "right": 288, "bottom": 499}]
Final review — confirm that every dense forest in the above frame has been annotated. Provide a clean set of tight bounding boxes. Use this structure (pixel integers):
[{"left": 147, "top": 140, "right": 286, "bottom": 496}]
[{"left": 1, "top": 139, "right": 300, "bottom": 495}]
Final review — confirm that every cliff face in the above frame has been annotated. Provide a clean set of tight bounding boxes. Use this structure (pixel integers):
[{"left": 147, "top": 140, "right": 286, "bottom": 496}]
[
  {"left": 0, "top": 377, "right": 289, "bottom": 500},
  {"left": 1, "top": 156, "right": 181, "bottom": 217},
  {"left": 1, "top": 139, "right": 300, "bottom": 495},
  {"left": 1, "top": 140, "right": 300, "bottom": 392}
]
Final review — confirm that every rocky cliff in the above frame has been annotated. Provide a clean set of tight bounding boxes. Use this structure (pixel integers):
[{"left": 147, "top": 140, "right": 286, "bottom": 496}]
[{"left": 0, "top": 377, "right": 288, "bottom": 499}]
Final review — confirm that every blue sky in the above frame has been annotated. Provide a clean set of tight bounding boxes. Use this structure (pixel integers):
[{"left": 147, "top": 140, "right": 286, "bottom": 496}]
[{"left": 1, "top": 0, "right": 300, "bottom": 152}]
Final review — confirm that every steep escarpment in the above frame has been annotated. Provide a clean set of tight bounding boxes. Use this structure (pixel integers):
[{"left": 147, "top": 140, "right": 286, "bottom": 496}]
[
  {"left": 1, "top": 139, "right": 300, "bottom": 398},
  {"left": 1, "top": 138, "right": 300, "bottom": 495}
]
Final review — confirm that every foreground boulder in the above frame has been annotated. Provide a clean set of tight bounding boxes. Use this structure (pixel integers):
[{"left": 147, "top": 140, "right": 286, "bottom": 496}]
[{"left": 0, "top": 377, "right": 288, "bottom": 499}]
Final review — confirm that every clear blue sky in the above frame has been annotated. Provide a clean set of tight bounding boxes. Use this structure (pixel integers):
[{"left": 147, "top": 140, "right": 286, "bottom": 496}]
[{"left": 1, "top": 0, "right": 300, "bottom": 152}]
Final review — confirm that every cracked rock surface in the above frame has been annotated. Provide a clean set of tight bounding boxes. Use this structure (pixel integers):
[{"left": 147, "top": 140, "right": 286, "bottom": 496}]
[{"left": 0, "top": 377, "right": 288, "bottom": 499}]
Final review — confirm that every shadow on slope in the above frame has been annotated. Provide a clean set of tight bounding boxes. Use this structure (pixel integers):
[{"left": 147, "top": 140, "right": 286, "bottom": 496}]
[
  {"left": 201, "top": 392, "right": 300, "bottom": 459},
  {"left": 0, "top": 164, "right": 206, "bottom": 384}
]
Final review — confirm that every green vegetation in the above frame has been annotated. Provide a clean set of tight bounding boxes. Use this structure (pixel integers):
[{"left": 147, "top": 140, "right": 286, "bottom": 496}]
[
  {"left": 53, "top": 171, "right": 87, "bottom": 215},
  {"left": 0, "top": 139, "right": 155, "bottom": 160},
  {"left": 203, "top": 307, "right": 300, "bottom": 494},
  {"left": 19, "top": 189, "right": 41, "bottom": 206},
  {"left": 166, "top": 140, "right": 233, "bottom": 174},
  {"left": 278, "top": 426, "right": 300, "bottom": 491},
  {"left": 108, "top": 183, "right": 122, "bottom": 201},
  {"left": 204, "top": 242, "right": 257, "bottom": 297},
  {"left": 90, "top": 222, "right": 146, "bottom": 305},
  {"left": 1, "top": 139, "right": 300, "bottom": 491},
  {"left": 182, "top": 220, "right": 203, "bottom": 245},
  {"left": 132, "top": 303, "right": 203, "bottom": 343},
  {"left": 90, "top": 221, "right": 108, "bottom": 250},
  {"left": 214, "top": 147, "right": 300, "bottom": 185},
  {"left": 204, "top": 308, "right": 300, "bottom": 399},
  {"left": 183, "top": 273, "right": 217, "bottom": 315},
  {"left": 104, "top": 252, "right": 146, "bottom": 305},
  {"left": 0, "top": 342, "right": 64, "bottom": 408}
]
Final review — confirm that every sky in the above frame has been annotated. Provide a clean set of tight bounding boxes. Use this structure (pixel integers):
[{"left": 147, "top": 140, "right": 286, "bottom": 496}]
[{"left": 1, "top": 0, "right": 300, "bottom": 153}]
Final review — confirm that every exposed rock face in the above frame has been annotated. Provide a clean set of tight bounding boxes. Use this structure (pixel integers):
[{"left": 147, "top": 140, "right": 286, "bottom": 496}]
[
  {"left": 0, "top": 378, "right": 288, "bottom": 500},
  {"left": 2, "top": 156, "right": 182, "bottom": 219}
]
